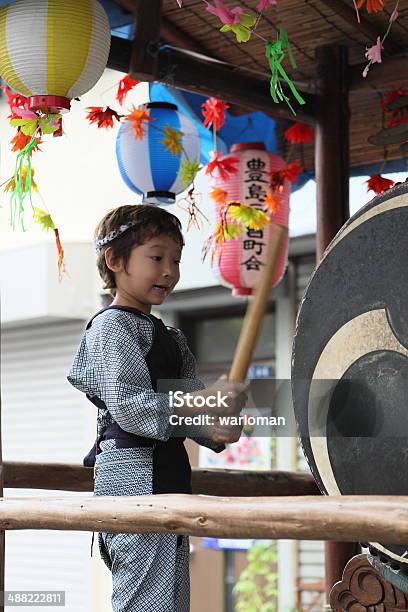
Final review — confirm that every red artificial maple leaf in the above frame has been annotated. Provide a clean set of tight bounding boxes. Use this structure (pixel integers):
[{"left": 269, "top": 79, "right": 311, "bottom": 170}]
[
  {"left": 205, "top": 153, "right": 240, "bottom": 180},
  {"left": 283, "top": 160, "right": 303, "bottom": 182},
  {"left": 0, "top": 85, "right": 29, "bottom": 109},
  {"left": 210, "top": 187, "right": 228, "bottom": 203},
  {"left": 264, "top": 191, "right": 280, "bottom": 215},
  {"left": 357, "top": 0, "right": 386, "bottom": 12},
  {"left": 202, "top": 97, "right": 229, "bottom": 131},
  {"left": 284, "top": 121, "right": 314, "bottom": 144},
  {"left": 116, "top": 74, "right": 140, "bottom": 106},
  {"left": 10, "top": 130, "right": 42, "bottom": 153},
  {"left": 366, "top": 174, "right": 395, "bottom": 195},
  {"left": 270, "top": 160, "right": 303, "bottom": 190},
  {"left": 269, "top": 169, "right": 285, "bottom": 191},
  {"left": 126, "top": 105, "right": 154, "bottom": 139},
  {"left": 85, "top": 106, "right": 122, "bottom": 129}
]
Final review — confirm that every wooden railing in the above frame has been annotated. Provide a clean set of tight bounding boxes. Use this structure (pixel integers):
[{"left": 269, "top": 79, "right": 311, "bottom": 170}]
[
  {"left": 2, "top": 462, "right": 320, "bottom": 496},
  {"left": 0, "top": 494, "right": 408, "bottom": 541},
  {"left": 1, "top": 463, "right": 408, "bottom": 544},
  {"left": 4, "top": 461, "right": 408, "bottom": 612}
]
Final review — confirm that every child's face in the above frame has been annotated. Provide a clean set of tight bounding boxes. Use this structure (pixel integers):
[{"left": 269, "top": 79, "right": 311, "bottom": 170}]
[{"left": 107, "top": 233, "right": 182, "bottom": 313}]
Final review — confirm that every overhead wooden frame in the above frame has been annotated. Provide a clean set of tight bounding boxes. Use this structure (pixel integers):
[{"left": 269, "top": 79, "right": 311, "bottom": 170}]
[
  {"left": 110, "top": 0, "right": 408, "bottom": 123},
  {"left": 349, "top": 53, "right": 408, "bottom": 90},
  {"left": 108, "top": 36, "right": 317, "bottom": 123},
  {"left": 130, "top": 0, "right": 162, "bottom": 80},
  {"left": 113, "top": 0, "right": 220, "bottom": 57},
  {"left": 319, "top": 0, "right": 403, "bottom": 55},
  {"left": 114, "top": 0, "right": 408, "bottom": 90}
]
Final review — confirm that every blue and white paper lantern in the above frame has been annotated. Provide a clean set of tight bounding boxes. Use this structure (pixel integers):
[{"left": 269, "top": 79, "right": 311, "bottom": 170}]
[{"left": 116, "top": 101, "right": 201, "bottom": 205}]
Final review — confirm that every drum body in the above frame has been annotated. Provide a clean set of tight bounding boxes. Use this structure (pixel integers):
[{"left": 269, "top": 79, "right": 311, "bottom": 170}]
[{"left": 292, "top": 181, "right": 408, "bottom": 569}]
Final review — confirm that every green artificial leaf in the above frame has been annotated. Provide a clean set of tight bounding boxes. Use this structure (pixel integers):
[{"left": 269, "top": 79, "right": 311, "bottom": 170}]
[
  {"left": 33, "top": 207, "right": 55, "bottom": 231},
  {"left": 222, "top": 222, "right": 244, "bottom": 240},
  {"left": 220, "top": 13, "right": 256, "bottom": 43},
  {"left": 39, "top": 114, "right": 61, "bottom": 134},
  {"left": 178, "top": 157, "right": 201, "bottom": 188},
  {"left": 227, "top": 203, "right": 269, "bottom": 229},
  {"left": 10, "top": 118, "right": 38, "bottom": 136}
]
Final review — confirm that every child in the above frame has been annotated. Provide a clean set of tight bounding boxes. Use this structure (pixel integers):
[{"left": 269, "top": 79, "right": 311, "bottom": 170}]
[{"left": 67, "top": 204, "right": 247, "bottom": 612}]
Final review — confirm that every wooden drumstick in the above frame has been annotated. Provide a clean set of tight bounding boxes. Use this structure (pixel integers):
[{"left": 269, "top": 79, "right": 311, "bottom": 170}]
[{"left": 229, "top": 224, "right": 288, "bottom": 381}]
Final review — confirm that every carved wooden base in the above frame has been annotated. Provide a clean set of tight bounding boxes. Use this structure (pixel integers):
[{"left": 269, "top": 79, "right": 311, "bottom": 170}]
[{"left": 330, "top": 554, "right": 408, "bottom": 611}]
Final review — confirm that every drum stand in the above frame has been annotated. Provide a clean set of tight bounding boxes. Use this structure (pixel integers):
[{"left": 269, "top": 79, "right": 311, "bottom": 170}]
[{"left": 328, "top": 553, "right": 408, "bottom": 611}]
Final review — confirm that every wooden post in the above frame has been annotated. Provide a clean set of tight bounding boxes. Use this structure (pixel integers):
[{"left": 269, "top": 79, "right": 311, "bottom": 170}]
[
  {"left": 315, "top": 44, "right": 354, "bottom": 606},
  {"left": 130, "top": 0, "right": 162, "bottom": 80},
  {"left": 315, "top": 45, "right": 349, "bottom": 261}
]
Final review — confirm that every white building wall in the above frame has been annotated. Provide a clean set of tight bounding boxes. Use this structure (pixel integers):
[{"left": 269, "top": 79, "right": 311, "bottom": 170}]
[{"left": 1, "top": 318, "right": 112, "bottom": 611}]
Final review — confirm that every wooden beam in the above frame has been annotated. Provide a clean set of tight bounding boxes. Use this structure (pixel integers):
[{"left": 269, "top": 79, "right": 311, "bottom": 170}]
[
  {"left": 0, "top": 495, "right": 408, "bottom": 542},
  {"left": 130, "top": 0, "right": 162, "bottom": 80},
  {"left": 111, "top": 0, "right": 407, "bottom": 95},
  {"left": 2, "top": 462, "right": 320, "bottom": 496},
  {"left": 319, "top": 0, "right": 402, "bottom": 55},
  {"left": 349, "top": 54, "right": 408, "bottom": 90},
  {"left": 108, "top": 37, "right": 317, "bottom": 123},
  {"left": 161, "top": 15, "right": 220, "bottom": 57},
  {"left": 113, "top": 0, "right": 221, "bottom": 57},
  {"left": 155, "top": 48, "right": 317, "bottom": 123},
  {"left": 193, "top": 467, "right": 320, "bottom": 496}
]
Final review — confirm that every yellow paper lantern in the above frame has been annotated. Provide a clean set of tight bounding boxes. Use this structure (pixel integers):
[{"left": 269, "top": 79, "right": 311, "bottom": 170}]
[{"left": 0, "top": 0, "right": 111, "bottom": 112}]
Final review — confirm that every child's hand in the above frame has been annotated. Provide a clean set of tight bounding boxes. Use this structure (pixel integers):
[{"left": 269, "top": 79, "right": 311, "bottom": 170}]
[
  {"left": 210, "top": 416, "right": 243, "bottom": 444},
  {"left": 206, "top": 374, "right": 249, "bottom": 417},
  {"left": 173, "top": 375, "right": 249, "bottom": 423}
]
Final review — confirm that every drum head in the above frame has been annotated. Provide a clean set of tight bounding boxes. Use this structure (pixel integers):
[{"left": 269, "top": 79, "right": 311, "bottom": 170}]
[{"left": 292, "top": 181, "right": 408, "bottom": 569}]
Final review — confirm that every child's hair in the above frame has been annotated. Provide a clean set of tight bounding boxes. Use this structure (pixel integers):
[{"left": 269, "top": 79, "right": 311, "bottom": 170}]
[{"left": 95, "top": 204, "right": 184, "bottom": 296}]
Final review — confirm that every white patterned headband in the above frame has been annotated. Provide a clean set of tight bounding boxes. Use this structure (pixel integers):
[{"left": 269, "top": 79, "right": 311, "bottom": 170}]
[{"left": 95, "top": 221, "right": 137, "bottom": 254}]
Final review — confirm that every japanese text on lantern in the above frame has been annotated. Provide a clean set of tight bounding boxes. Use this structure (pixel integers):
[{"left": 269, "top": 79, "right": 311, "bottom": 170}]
[{"left": 242, "top": 157, "right": 267, "bottom": 272}]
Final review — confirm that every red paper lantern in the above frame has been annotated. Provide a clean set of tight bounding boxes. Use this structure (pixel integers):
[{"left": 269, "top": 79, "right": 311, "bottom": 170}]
[{"left": 211, "top": 142, "right": 290, "bottom": 296}]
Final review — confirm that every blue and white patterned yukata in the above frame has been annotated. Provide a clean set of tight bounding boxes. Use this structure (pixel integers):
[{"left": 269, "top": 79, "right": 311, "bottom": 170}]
[{"left": 67, "top": 305, "right": 225, "bottom": 612}]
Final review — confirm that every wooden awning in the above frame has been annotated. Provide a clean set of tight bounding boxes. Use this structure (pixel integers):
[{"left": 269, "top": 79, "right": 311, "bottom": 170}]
[{"left": 111, "top": 0, "right": 408, "bottom": 173}]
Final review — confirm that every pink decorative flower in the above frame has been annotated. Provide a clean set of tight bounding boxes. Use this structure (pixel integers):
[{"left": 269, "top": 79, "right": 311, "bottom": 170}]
[
  {"left": 11, "top": 105, "right": 37, "bottom": 119},
  {"left": 204, "top": 0, "right": 244, "bottom": 25},
  {"left": 363, "top": 36, "right": 383, "bottom": 77},
  {"left": 365, "top": 36, "right": 383, "bottom": 63},
  {"left": 256, "top": 0, "right": 277, "bottom": 9}
]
